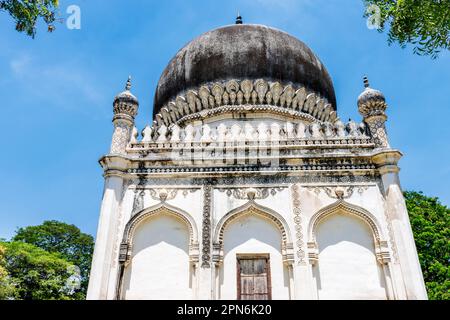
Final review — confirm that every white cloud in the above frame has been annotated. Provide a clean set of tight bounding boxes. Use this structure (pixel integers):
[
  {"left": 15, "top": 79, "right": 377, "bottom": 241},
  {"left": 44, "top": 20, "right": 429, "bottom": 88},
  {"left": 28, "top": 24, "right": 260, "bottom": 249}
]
[
  {"left": 10, "top": 54, "right": 31, "bottom": 75},
  {"left": 8, "top": 53, "right": 107, "bottom": 114}
]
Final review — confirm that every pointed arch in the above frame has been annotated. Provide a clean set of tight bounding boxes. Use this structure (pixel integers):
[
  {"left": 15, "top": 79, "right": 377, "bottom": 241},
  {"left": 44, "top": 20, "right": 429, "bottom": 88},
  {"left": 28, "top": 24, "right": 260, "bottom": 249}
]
[
  {"left": 308, "top": 200, "right": 383, "bottom": 245},
  {"left": 123, "top": 202, "right": 198, "bottom": 246},
  {"left": 213, "top": 201, "right": 294, "bottom": 299},
  {"left": 117, "top": 203, "right": 198, "bottom": 300},
  {"left": 308, "top": 200, "right": 394, "bottom": 299},
  {"left": 214, "top": 201, "right": 292, "bottom": 245}
]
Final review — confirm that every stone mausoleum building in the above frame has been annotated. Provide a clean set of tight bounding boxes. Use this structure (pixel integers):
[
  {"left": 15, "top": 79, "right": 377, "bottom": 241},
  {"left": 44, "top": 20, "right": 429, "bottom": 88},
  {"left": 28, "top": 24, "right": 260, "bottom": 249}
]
[{"left": 87, "top": 19, "right": 427, "bottom": 300}]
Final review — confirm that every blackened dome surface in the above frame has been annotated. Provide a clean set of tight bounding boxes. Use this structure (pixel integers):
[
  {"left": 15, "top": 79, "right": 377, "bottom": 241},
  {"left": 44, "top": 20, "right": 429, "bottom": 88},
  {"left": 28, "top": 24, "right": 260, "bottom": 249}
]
[{"left": 153, "top": 24, "right": 336, "bottom": 117}]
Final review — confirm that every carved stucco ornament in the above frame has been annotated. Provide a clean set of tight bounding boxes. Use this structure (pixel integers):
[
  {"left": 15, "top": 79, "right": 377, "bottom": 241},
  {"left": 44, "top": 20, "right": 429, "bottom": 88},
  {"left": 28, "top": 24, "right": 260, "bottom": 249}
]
[
  {"left": 218, "top": 186, "right": 286, "bottom": 200},
  {"left": 144, "top": 188, "right": 198, "bottom": 202},
  {"left": 153, "top": 79, "right": 337, "bottom": 128},
  {"left": 291, "top": 184, "right": 306, "bottom": 265},
  {"left": 306, "top": 185, "right": 369, "bottom": 200},
  {"left": 201, "top": 185, "right": 212, "bottom": 268}
]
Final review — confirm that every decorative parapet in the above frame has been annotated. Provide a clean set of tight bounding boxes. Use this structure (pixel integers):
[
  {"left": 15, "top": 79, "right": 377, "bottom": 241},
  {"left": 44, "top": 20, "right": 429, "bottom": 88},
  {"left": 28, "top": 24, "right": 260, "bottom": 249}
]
[
  {"left": 128, "top": 120, "right": 370, "bottom": 148},
  {"left": 153, "top": 79, "right": 337, "bottom": 127},
  {"left": 121, "top": 120, "right": 375, "bottom": 168}
]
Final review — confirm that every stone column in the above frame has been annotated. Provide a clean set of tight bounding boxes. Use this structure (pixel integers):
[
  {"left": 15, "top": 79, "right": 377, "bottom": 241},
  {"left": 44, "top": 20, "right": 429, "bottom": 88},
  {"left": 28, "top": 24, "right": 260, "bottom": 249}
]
[
  {"left": 87, "top": 167, "right": 125, "bottom": 299},
  {"left": 373, "top": 151, "right": 428, "bottom": 300}
]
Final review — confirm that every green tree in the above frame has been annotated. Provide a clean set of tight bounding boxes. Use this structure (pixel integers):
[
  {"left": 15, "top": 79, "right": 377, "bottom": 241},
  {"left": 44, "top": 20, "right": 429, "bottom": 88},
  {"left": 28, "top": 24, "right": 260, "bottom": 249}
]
[
  {"left": 13, "top": 220, "right": 94, "bottom": 298},
  {"left": 405, "top": 191, "right": 450, "bottom": 300},
  {"left": 363, "top": 0, "right": 450, "bottom": 58},
  {"left": 0, "top": 243, "right": 17, "bottom": 299},
  {"left": 1, "top": 241, "right": 77, "bottom": 300},
  {"left": 0, "top": 0, "right": 59, "bottom": 38}
]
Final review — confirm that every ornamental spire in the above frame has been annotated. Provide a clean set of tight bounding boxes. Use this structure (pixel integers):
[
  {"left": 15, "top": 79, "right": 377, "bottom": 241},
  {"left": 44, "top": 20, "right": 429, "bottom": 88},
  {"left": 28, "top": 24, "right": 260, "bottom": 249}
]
[
  {"left": 236, "top": 12, "right": 243, "bottom": 24},
  {"left": 125, "top": 75, "right": 132, "bottom": 91},
  {"left": 363, "top": 75, "right": 370, "bottom": 88}
]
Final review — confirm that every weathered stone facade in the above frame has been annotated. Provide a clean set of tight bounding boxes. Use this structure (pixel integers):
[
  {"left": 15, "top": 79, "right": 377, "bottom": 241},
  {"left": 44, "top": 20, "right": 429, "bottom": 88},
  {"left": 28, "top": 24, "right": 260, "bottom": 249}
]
[{"left": 87, "top": 23, "right": 427, "bottom": 300}]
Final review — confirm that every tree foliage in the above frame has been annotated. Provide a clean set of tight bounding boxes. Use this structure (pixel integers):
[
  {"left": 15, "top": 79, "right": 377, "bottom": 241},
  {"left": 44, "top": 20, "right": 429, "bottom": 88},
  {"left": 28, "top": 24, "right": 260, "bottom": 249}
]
[
  {"left": 0, "top": 0, "right": 59, "bottom": 38},
  {"left": 0, "top": 243, "right": 17, "bottom": 299},
  {"left": 405, "top": 191, "right": 450, "bottom": 300},
  {"left": 0, "top": 241, "right": 77, "bottom": 300},
  {"left": 12, "top": 220, "right": 94, "bottom": 298},
  {"left": 364, "top": 0, "right": 450, "bottom": 58}
]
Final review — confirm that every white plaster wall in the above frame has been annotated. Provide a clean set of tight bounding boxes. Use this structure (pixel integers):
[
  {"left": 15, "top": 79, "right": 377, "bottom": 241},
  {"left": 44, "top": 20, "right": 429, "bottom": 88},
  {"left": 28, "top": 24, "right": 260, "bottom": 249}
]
[
  {"left": 142, "top": 188, "right": 203, "bottom": 235},
  {"left": 256, "top": 189, "right": 292, "bottom": 224},
  {"left": 122, "top": 214, "right": 192, "bottom": 300},
  {"left": 219, "top": 214, "right": 290, "bottom": 300},
  {"left": 299, "top": 185, "right": 392, "bottom": 256},
  {"left": 313, "top": 213, "right": 387, "bottom": 300},
  {"left": 212, "top": 188, "right": 292, "bottom": 230},
  {"left": 165, "top": 189, "right": 203, "bottom": 229},
  {"left": 213, "top": 189, "right": 246, "bottom": 224},
  {"left": 300, "top": 185, "right": 386, "bottom": 225}
]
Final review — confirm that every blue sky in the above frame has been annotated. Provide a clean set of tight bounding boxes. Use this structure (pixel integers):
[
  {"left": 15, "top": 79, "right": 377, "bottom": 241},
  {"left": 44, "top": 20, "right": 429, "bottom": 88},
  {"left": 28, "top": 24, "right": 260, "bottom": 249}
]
[{"left": 0, "top": 0, "right": 448, "bottom": 239}]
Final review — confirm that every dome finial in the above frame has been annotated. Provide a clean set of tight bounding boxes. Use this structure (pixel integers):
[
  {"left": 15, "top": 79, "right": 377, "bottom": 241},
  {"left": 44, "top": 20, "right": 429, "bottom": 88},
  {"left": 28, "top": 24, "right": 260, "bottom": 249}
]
[
  {"left": 125, "top": 75, "right": 132, "bottom": 91},
  {"left": 114, "top": 75, "right": 138, "bottom": 107},
  {"left": 236, "top": 12, "right": 243, "bottom": 24},
  {"left": 363, "top": 75, "right": 370, "bottom": 88}
]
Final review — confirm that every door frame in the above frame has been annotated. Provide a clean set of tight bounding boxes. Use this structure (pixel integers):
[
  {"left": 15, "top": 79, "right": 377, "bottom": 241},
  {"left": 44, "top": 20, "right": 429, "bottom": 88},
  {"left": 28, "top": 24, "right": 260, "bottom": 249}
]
[{"left": 236, "top": 254, "right": 272, "bottom": 300}]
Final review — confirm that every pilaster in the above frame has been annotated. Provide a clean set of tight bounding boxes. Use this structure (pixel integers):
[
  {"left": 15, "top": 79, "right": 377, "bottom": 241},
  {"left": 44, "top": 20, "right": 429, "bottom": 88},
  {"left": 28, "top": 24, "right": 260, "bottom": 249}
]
[
  {"left": 87, "top": 169, "right": 125, "bottom": 299},
  {"left": 373, "top": 150, "right": 428, "bottom": 300}
]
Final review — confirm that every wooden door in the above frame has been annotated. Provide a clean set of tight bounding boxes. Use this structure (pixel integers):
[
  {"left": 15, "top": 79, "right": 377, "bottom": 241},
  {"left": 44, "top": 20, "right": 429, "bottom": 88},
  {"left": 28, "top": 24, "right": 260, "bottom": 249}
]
[{"left": 237, "top": 255, "right": 271, "bottom": 300}]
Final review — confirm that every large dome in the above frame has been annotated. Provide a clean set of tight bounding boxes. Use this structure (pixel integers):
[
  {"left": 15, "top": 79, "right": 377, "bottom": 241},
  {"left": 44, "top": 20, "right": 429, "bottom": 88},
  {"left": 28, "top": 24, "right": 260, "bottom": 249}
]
[{"left": 153, "top": 24, "right": 336, "bottom": 117}]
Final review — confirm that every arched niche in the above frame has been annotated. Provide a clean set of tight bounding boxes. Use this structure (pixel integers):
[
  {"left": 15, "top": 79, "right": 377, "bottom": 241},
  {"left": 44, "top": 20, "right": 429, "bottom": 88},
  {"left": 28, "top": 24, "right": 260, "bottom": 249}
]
[
  {"left": 116, "top": 203, "right": 199, "bottom": 300},
  {"left": 307, "top": 200, "right": 392, "bottom": 300},
  {"left": 213, "top": 201, "right": 294, "bottom": 300}
]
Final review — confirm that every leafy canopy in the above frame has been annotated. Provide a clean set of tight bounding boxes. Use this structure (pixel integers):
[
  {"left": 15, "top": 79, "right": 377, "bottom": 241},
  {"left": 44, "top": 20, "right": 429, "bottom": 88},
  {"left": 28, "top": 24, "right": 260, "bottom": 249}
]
[
  {"left": 0, "top": 243, "right": 17, "bottom": 299},
  {"left": 364, "top": 0, "right": 450, "bottom": 58},
  {"left": 405, "top": 191, "right": 450, "bottom": 300},
  {"left": 0, "top": 241, "right": 76, "bottom": 300},
  {"left": 0, "top": 0, "right": 59, "bottom": 37},
  {"left": 13, "top": 220, "right": 94, "bottom": 298}
]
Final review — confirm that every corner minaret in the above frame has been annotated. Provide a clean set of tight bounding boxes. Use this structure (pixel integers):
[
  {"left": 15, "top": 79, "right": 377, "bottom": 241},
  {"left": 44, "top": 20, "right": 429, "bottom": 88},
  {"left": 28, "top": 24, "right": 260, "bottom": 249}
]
[
  {"left": 111, "top": 76, "right": 139, "bottom": 154},
  {"left": 358, "top": 76, "right": 390, "bottom": 148}
]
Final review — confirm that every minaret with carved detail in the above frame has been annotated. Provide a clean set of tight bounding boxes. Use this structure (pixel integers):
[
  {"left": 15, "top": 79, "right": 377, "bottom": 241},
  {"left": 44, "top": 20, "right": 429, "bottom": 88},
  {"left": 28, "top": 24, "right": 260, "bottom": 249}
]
[
  {"left": 358, "top": 76, "right": 390, "bottom": 148},
  {"left": 111, "top": 76, "right": 139, "bottom": 154}
]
